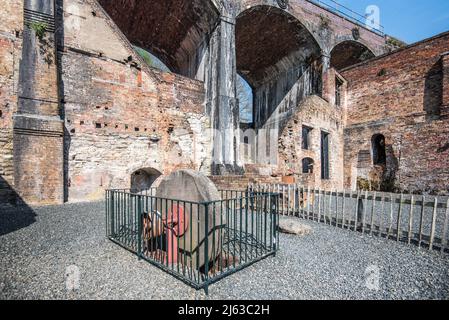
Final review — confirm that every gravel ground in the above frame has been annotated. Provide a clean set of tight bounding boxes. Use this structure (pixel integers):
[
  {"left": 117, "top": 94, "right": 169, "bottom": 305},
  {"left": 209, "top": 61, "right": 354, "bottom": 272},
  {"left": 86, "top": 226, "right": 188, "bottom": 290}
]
[{"left": 1, "top": 201, "right": 448, "bottom": 300}]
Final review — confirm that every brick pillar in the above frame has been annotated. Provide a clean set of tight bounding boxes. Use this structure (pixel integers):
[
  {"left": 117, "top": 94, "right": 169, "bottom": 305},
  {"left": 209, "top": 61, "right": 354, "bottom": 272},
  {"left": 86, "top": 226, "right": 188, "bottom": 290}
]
[
  {"left": 13, "top": 0, "right": 64, "bottom": 205},
  {"left": 441, "top": 52, "right": 449, "bottom": 117},
  {"left": 321, "top": 54, "right": 335, "bottom": 103}
]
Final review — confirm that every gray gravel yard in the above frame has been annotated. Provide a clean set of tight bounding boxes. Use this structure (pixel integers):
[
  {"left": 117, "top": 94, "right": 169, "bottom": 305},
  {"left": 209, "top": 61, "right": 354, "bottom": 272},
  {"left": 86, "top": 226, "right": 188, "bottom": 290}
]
[{"left": 1, "top": 201, "right": 448, "bottom": 300}]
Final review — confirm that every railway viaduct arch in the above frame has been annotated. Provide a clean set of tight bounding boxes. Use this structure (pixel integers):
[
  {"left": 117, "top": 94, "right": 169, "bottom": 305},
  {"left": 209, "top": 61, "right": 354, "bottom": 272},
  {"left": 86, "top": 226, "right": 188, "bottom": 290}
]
[{"left": 97, "top": 0, "right": 386, "bottom": 173}]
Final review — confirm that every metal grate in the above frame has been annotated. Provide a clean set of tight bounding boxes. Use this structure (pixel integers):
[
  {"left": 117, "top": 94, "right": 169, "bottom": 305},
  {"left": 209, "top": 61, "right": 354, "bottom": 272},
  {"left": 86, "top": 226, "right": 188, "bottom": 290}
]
[{"left": 24, "top": 8, "right": 56, "bottom": 33}]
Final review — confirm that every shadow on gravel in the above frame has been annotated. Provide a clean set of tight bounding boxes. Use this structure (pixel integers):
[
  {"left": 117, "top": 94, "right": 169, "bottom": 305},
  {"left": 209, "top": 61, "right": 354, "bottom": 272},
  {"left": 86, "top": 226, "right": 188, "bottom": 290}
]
[{"left": 0, "top": 176, "right": 37, "bottom": 236}]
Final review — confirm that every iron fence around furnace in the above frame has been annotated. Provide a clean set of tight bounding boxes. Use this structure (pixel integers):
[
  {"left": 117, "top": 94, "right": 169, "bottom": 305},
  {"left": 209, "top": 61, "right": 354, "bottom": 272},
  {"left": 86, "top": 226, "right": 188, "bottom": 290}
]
[
  {"left": 251, "top": 184, "right": 449, "bottom": 254},
  {"left": 105, "top": 189, "right": 280, "bottom": 293}
]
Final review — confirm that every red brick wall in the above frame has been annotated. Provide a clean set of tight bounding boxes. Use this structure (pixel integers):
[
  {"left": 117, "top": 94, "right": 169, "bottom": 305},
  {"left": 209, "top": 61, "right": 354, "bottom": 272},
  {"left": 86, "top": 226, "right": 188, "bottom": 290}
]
[
  {"left": 61, "top": 50, "right": 210, "bottom": 202},
  {"left": 442, "top": 53, "right": 449, "bottom": 112},
  {"left": 58, "top": 0, "right": 212, "bottom": 202},
  {"left": 341, "top": 32, "right": 449, "bottom": 194}
]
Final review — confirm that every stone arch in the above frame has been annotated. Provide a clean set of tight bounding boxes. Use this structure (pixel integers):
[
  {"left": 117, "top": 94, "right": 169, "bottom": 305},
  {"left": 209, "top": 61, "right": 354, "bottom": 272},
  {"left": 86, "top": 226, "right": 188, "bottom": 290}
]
[
  {"left": 130, "top": 167, "right": 162, "bottom": 193},
  {"left": 330, "top": 40, "right": 375, "bottom": 71},
  {"left": 236, "top": 5, "right": 323, "bottom": 130},
  {"left": 302, "top": 157, "right": 314, "bottom": 174},
  {"left": 235, "top": 3, "right": 325, "bottom": 51},
  {"left": 97, "top": 0, "right": 219, "bottom": 78}
]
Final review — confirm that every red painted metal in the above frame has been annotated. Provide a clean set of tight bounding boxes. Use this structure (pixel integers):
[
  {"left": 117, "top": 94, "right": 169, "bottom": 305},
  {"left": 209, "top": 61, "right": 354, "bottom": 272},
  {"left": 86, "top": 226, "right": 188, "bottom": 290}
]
[{"left": 163, "top": 204, "right": 189, "bottom": 264}]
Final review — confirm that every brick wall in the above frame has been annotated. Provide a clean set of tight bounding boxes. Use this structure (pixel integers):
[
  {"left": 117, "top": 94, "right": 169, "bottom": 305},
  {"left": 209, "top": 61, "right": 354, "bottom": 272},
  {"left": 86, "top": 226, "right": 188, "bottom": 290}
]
[
  {"left": 341, "top": 32, "right": 449, "bottom": 194},
  {"left": 209, "top": 175, "right": 282, "bottom": 191},
  {"left": 442, "top": 52, "right": 449, "bottom": 115},
  {"left": 60, "top": 0, "right": 211, "bottom": 202},
  {"left": 0, "top": 0, "right": 23, "bottom": 204},
  {"left": 277, "top": 95, "right": 345, "bottom": 190}
]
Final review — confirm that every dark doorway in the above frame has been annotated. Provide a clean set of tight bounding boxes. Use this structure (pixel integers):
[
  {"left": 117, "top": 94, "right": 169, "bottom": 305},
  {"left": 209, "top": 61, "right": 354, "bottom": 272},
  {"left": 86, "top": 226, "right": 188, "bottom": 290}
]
[
  {"left": 372, "top": 134, "right": 386, "bottom": 165},
  {"left": 130, "top": 168, "right": 162, "bottom": 193}
]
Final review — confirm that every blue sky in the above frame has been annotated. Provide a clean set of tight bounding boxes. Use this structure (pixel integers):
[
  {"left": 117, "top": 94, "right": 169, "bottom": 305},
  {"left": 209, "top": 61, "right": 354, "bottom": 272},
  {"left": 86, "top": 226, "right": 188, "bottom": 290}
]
[{"left": 337, "top": 0, "right": 449, "bottom": 43}]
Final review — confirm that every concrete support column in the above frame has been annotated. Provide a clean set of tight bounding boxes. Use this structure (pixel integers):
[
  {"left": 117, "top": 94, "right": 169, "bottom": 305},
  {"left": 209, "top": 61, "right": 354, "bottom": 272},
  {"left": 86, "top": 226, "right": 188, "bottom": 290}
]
[
  {"left": 13, "top": 0, "right": 64, "bottom": 205},
  {"left": 206, "top": 13, "right": 243, "bottom": 175}
]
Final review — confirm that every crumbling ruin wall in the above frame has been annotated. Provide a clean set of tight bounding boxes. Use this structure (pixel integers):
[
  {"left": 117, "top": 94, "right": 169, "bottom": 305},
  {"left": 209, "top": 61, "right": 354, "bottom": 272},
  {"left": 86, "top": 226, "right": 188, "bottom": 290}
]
[
  {"left": 277, "top": 95, "right": 344, "bottom": 190},
  {"left": 0, "top": 0, "right": 22, "bottom": 204},
  {"left": 0, "top": 10, "right": 21, "bottom": 193},
  {"left": 341, "top": 32, "right": 449, "bottom": 194},
  {"left": 60, "top": 0, "right": 211, "bottom": 202}
]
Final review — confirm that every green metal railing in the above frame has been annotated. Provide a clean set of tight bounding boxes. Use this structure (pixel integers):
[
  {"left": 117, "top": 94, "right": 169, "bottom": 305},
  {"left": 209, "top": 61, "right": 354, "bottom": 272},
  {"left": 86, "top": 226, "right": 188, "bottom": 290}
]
[{"left": 105, "top": 189, "right": 279, "bottom": 294}]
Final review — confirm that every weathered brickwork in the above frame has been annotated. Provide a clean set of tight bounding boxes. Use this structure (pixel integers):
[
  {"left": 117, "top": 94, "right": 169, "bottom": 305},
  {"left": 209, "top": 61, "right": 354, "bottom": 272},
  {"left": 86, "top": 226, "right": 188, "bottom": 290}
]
[
  {"left": 236, "top": 0, "right": 386, "bottom": 56},
  {"left": 209, "top": 175, "right": 282, "bottom": 191},
  {"left": 59, "top": 0, "right": 211, "bottom": 202},
  {"left": 0, "top": 0, "right": 23, "bottom": 204},
  {"left": 1, "top": 0, "right": 448, "bottom": 206},
  {"left": 341, "top": 32, "right": 449, "bottom": 194},
  {"left": 277, "top": 95, "right": 345, "bottom": 190},
  {"left": 442, "top": 52, "right": 449, "bottom": 114}
]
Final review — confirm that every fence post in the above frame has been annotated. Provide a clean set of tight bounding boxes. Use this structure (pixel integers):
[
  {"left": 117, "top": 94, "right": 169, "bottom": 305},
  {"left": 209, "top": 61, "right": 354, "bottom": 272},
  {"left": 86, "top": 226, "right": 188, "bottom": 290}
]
[
  {"left": 418, "top": 195, "right": 425, "bottom": 248},
  {"left": 442, "top": 198, "right": 449, "bottom": 254},
  {"left": 334, "top": 189, "right": 338, "bottom": 227},
  {"left": 370, "top": 192, "right": 376, "bottom": 235},
  {"left": 342, "top": 190, "right": 346, "bottom": 229},
  {"left": 204, "top": 202, "right": 209, "bottom": 295},
  {"left": 271, "top": 193, "right": 278, "bottom": 254},
  {"left": 379, "top": 194, "right": 385, "bottom": 237},
  {"left": 362, "top": 190, "right": 368, "bottom": 234},
  {"left": 307, "top": 186, "right": 311, "bottom": 220},
  {"left": 110, "top": 191, "right": 115, "bottom": 238},
  {"left": 408, "top": 195, "right": 414, "bottom": 245},
  {"left": 318, "top": 188, "right": 322, "bottom": 223},
  {"left": 397, "top": 193, "right": 403, "bottom": 242},
  {"left": 429, "top": 197, "right": 438, "bottom": 251},
  {"left": 137, "top": 195, "right": 142, "bottom": 260},
  {"left": 387, "top": 193, "right": 394, "bottom": 239},
  {"left": 354, "top": 191, "right": 360, "bottom": 232}
]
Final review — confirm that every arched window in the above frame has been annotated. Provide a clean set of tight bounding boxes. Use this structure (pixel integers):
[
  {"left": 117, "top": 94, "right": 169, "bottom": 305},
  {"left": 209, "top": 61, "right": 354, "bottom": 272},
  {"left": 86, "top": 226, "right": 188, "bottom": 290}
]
[
  {"left": 237, "top": 75, "right": 254, "bottom": 124},
  {"left": 372, "top": 134, "right": 386, "bottom": 165},
  {"left": 236, "top": 6, "right": 321, "bottom": 129},
  {"left": 330, "top": 41, "right": 375, "bottom": 71},
  {"left": 302, "top": 158, "right": 314, "bottom": 174}
]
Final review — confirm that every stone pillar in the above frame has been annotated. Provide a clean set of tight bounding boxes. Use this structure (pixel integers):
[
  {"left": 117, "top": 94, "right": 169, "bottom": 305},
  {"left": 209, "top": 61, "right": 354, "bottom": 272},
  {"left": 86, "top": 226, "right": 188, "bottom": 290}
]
[
  {"left": 441, "top": 52, "right": 449, "bottom": 118},
  {"left": 13, "top": 0, "right": 64, "bottom": 205},
  {"left": 321, "top": 54, "right": 335, "bottom": 103},
  {"left": 206, "top": 13, "right": 243, "bottom": 175}
]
